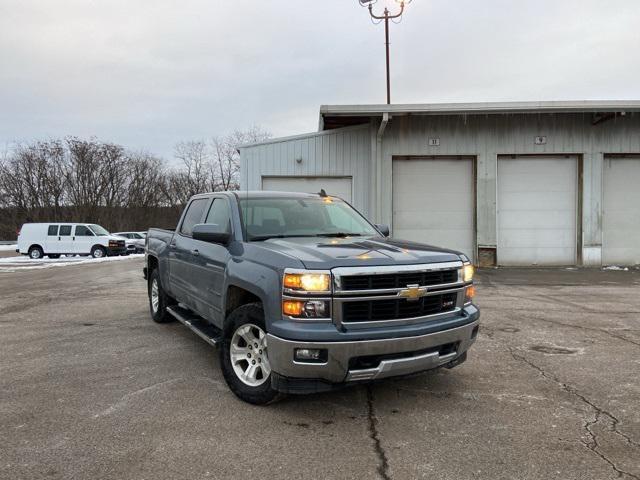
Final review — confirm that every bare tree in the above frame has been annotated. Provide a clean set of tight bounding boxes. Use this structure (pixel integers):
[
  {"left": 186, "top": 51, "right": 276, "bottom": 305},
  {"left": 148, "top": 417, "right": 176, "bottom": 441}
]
[
  {"left": 0, "top": 127, "right": 272, "bottom": 239},
  {"left": 173, "top": 140, "right": 210, "bottom": 195},
  {"left": 210, "top": 126, "right": 271, "bottom": 191}
]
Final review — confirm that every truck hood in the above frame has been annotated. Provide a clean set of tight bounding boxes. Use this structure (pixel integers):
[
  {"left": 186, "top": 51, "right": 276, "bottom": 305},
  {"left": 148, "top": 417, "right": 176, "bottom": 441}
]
[
  {"left": 106, "top": 235, "right": 126, "bottom": 242},
  {"left": 251, "top": 236, "right": 463, "bottom": 269}
]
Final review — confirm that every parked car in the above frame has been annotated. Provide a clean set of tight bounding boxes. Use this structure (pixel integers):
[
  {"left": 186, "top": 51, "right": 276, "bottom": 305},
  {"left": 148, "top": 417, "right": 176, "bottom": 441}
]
[
  {"left": 112, "top": 232, "right": 145, "bottom": 253},
  {"left": 17, "top": 223, "right": 127, "bottom": 259},
  {"left": 145, "top": 191, "right": 479, "bottom": 404}
]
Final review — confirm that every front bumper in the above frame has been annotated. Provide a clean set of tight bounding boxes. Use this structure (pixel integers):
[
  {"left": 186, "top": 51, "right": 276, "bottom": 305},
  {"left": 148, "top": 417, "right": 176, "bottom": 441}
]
[
  {"left": 107, "top": 246, "right": 127, "bottom": 256},
  {"left": 267, "top": 316, "right": 479, "bottom": 390}
]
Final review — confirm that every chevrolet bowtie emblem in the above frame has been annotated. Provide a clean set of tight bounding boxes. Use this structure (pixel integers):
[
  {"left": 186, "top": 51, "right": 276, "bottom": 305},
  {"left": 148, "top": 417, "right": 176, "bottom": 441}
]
[{"left": 397, "top": 284, "right": 427, "bottom": 301}]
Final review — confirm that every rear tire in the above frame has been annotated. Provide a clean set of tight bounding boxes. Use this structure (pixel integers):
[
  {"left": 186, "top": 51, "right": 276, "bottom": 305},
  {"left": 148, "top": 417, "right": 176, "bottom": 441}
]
[
  {"left": 28, "top": 246, "right": 44, "bottom": 259},
  {"left": 220, "top": 303, "right": 281, "bottom": 405},
  {"left": 91, "top": 246, "right": 106, "bottom": 259},
  {"left": 148, "top": 268, "right": 176, "bottom": 323}
]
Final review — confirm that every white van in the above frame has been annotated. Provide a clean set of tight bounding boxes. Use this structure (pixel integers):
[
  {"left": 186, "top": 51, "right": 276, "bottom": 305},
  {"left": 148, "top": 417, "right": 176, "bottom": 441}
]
[{"left": 17, "top": 223, "right": 127, "bottom": 259}]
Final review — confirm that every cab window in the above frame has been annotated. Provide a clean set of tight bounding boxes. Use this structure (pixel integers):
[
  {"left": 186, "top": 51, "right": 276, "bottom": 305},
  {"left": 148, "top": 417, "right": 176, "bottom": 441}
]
[
  {"left": 75, "top": 225, "right": 94, "bottom": 236},
  {"left": 204, "top": 198, "right": 231, "bottom": 232},
  {"left": 180, "top": 198, "right": 208, "bottom": 236}
]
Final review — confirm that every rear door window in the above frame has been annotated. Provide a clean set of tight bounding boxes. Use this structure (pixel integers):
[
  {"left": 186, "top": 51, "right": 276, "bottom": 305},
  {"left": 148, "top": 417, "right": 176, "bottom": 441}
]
[
  {"left": 59, "top": 225, "right": 72, "bottom": 236},
  {"left": 48, "top": 225, "right": 59, "bottom": 236},
  {"left": 180, "top": 198, "right": 209, "bottom": 236}
]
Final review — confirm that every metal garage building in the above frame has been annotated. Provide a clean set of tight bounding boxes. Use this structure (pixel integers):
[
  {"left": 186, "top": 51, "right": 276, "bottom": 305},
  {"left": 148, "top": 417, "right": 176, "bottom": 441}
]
[{"left": 239, "top": 101, "right": 640, "bottom": 267}]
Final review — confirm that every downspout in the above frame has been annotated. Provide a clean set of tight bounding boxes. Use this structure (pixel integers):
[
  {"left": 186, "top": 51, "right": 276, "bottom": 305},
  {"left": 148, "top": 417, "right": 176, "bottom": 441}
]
[
  {"left": 377, "top": 112, "right": 389, "bottom": 139},
  {"left": 374, "top": 113, "right": 389, "bottom": 224}
]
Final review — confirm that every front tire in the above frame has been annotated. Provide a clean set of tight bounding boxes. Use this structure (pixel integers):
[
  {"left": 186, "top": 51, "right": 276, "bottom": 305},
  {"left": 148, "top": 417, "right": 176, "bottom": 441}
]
[
  {"left": 148, "top": 269, "right": 175, "bottom": 323},
  {"left": 91, "top": 246, "right": 106, "bottom": 258},
  {"left": 220, "top": 303, "right": 280, "bottom": 405}
]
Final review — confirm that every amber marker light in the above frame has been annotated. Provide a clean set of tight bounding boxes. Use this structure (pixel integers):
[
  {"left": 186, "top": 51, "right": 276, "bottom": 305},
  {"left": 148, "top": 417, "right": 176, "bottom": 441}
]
[
  {"left": 465, "top": 285, "right": 476, "bottom": 303},
  {"left": 283, "top": 300, "right": 304, "bottom": 316}
]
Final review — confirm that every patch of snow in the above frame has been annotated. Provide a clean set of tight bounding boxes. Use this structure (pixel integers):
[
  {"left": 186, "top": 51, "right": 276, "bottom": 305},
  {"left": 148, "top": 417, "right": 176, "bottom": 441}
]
[
  {"left": 603, "top": 265, "right": 629, "bottom": 271},
  {"left": 0, "top": 244, "right": 17, "bottom": 251},
  {"left": 0, "top": 253, "right": 144, "bottom": 272}
]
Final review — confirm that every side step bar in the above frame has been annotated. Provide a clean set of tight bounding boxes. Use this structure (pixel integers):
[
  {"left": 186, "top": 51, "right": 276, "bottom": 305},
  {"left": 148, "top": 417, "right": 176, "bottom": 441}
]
[{"left": 167, "top": 305, "right": 222, "bottom": 347}]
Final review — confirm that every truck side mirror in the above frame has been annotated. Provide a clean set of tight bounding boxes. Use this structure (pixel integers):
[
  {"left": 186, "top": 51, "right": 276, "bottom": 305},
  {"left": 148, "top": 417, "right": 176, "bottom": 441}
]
[
  {"left": 192, "top": 223, "right": 230, "bottom": 245},
  {"left": 375, "top": 224, "right": 390, "bottom": 237}
]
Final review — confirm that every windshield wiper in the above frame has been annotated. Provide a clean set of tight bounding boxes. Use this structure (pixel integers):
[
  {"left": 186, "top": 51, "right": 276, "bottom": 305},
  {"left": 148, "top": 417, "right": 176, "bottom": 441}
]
[
  {"left": 315, "top": 233, "right": 364, "bottom": 238},
  {"left": 249, "top": 234, "right": 318, "bottom": 242}
]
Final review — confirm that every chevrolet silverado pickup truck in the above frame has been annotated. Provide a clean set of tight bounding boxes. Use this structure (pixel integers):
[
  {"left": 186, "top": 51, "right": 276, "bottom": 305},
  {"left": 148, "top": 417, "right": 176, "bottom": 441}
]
[{"left": 144, "top": 191, "right": 479, "bottom": 404}]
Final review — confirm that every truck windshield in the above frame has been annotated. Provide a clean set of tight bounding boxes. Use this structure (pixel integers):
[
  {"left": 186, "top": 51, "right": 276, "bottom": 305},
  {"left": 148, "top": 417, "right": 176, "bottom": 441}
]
[
  {"left": 238, "top": 197, "right": 379, "bottom": 241},
  {"left": 89, "top": 224, "right": 110, "bottom": 236}
]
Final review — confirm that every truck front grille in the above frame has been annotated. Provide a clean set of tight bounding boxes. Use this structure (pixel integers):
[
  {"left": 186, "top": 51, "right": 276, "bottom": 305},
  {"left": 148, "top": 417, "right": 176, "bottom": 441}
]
[
  {"left": 341, "top": 269, "right": 458, "bottom": 291},
  {"left": 342, "top": 292, "right": 457, "bottom": 322}
]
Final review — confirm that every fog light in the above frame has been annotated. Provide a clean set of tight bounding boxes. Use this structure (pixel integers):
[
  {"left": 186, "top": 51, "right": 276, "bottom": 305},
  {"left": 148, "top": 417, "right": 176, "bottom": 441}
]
[{"left": 294, "top": 348, "right": 327, "bottom": 363}]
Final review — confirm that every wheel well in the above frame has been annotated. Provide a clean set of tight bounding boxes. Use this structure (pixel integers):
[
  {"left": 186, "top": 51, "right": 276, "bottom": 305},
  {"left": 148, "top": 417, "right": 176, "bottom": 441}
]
[
  {"left": 147, "top": 255, "right": 159, "bottom": 281},
  {"left": 225, "top": 285, "right": 261, "bottom": 315},
  {"left": 147, "top": 255, "right": 158, "bottom": 282},
  {"left": 28, "top": 244, "right": 43, "bottom": 252},
  {"left": 92, "top": 244, "right": 106, "bottom": 251}
]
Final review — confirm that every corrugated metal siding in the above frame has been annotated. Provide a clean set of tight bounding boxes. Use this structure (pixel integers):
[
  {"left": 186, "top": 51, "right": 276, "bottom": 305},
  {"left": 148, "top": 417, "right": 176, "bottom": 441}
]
[
  {"left": 240, "top": 111, "right": 640, "bottom": 265},
  {"left": 239, "top": 124, "right": 372, "bottom": 216},
  {"left": 377, "top": 113, "right": 640, "bottom": 256}
]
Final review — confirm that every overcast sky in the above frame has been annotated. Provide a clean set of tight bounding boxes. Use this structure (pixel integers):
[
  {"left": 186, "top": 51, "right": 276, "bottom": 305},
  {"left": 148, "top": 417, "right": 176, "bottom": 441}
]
[{"left": 1, "top": 0, "right": 639, "bottom": 158}]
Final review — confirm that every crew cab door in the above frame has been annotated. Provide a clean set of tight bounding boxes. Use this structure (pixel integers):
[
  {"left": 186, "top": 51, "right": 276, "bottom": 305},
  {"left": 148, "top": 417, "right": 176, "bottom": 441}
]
[
  {"left": 190, "top": 196, "right": 232, "bottom": 325},
  {"left": 169, "top": 197, "right": 209, "bottom": 305}
]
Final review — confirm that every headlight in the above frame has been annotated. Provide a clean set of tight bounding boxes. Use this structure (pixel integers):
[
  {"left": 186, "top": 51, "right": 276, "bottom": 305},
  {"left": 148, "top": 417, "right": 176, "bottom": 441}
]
[
  {"left": 462, "top": 263, "right": 474, "bottom": 283},
  {"left": 283, "top": 271, "right": 331, "bottom": 292},
  {"left": 283, "top": 299, "right": 330, "bottom": 319}
]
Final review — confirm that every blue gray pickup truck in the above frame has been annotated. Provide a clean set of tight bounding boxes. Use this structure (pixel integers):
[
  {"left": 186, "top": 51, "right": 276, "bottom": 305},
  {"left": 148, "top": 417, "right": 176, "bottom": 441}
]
[{"left": 144, "top": 191, "right": 479, "bottom": 404}]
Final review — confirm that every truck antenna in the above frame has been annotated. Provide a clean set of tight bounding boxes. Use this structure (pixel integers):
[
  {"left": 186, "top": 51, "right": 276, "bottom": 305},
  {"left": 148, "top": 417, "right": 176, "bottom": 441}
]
[{"left": 318, "top": 189, "right": 327, "bottom": 197}]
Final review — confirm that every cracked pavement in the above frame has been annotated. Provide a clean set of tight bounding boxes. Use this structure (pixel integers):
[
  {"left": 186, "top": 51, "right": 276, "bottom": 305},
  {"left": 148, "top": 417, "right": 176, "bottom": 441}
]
[{"left": 1, "top": 259, "right": 639, "bottom": 479}]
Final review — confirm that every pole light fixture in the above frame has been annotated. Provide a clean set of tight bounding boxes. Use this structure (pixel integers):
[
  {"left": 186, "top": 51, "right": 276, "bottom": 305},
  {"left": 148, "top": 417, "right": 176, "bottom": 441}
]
[{"left": 359, "top": 0, "right": 412, "bottom": 104}]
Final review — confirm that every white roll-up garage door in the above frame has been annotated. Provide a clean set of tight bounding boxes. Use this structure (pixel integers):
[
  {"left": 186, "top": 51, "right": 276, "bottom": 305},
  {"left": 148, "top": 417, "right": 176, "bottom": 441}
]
[
  {"left": 497, "top": 155, "right": 577, "bottom": 265},
  {"left": 603, "top": 156, "right": 640, "bottom": 265},
  {"left": 262, "top": 176, "right": 352, "bottom": 202},
  {"left": 392, "top": 157, "right": 475, "bottom": 260}
]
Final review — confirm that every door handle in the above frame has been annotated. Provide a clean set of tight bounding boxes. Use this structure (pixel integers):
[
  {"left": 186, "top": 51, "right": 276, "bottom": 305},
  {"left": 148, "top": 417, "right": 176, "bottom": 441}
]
[
  {"left": 191, "top": 249, "right": 199, "bottom": 256},
  {"left": 169, "top": 242, "right": 176, "bottom": 249}
]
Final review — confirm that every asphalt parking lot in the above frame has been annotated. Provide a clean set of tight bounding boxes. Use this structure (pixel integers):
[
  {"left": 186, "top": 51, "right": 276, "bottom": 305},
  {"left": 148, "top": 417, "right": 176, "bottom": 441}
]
[{"left": 1, "top": 258, "right": 639, "bottom": 480}]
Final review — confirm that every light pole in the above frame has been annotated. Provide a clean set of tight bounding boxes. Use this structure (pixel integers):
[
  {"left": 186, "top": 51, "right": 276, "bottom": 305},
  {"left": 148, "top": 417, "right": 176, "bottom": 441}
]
[{"left": 359, "top": 0, "right": 411, "bottom": 104}]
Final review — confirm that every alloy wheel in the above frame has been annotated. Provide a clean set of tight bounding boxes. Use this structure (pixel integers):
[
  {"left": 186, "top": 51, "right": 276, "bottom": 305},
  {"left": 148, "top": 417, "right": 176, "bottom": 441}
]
[
  {"left": 230, "top": 323, "right": 271, "bottom": 387},
  {"left": 150, "top": 279, "right": 159, "bottom": 313}
]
